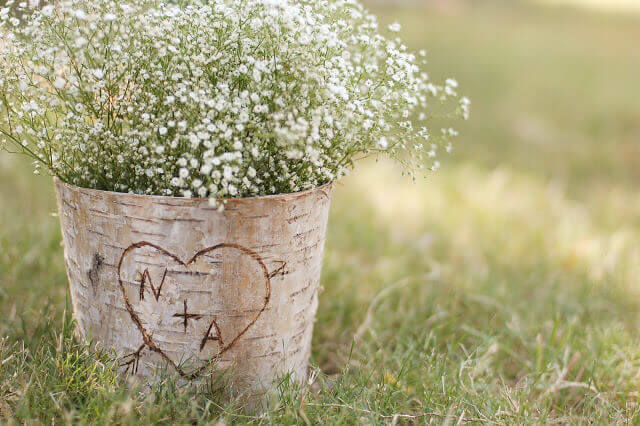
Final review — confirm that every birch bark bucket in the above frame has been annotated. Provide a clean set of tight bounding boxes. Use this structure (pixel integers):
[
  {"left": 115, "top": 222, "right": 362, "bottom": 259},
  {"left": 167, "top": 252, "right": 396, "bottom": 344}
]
[{"left": 54, "top": 178, "right": 332, "bottom": 399}]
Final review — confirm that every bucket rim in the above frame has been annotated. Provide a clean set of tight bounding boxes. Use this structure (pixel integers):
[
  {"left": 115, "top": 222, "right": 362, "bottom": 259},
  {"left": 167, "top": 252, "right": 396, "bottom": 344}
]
[{"left": 53, "top": 177, "right": 333, "bottom": 203}]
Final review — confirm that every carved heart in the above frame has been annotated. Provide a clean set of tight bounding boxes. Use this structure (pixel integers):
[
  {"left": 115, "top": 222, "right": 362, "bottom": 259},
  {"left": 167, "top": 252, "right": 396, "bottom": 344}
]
[{"left": 117, "top": 241, "right": 271, "bottom": 378}]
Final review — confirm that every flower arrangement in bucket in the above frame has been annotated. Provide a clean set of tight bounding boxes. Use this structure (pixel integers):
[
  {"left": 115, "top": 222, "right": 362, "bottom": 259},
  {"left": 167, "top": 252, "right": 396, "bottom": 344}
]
[{"left": 0, "top": 0, "right": 468, "bottom": 401}]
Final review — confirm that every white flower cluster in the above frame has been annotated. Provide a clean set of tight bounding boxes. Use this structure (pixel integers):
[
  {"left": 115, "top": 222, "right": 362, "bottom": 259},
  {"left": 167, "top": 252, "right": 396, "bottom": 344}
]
[{"left": 0, "top": 0, "right": 468, "bottom": 200}]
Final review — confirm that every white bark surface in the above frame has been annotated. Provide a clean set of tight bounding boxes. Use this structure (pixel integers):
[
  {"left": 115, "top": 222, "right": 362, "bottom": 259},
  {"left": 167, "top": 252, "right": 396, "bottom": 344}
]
[{"left": 54, "top": 178, "right": 332, "bottom": 397}]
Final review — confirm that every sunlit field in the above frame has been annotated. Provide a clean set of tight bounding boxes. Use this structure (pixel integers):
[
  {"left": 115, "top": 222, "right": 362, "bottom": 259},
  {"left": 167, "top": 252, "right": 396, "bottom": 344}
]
[
  {"left": 538, "top": 0, "right": 640, "bottom": 14},
  {"left": 2, "top": 1, "right": 640, "bottom": 423}
]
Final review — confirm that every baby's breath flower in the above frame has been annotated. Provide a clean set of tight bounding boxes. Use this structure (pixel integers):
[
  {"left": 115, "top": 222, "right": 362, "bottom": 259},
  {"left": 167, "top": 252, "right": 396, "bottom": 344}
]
[
  {"left": 0, "top": 0, "right": 467, "bottom": 202},
  {"left": 388, "top": 22, "right": 402, "bottom": 32}
]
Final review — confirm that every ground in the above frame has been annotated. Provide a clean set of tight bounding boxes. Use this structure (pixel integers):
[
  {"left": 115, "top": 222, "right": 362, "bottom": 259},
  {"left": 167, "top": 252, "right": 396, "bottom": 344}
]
[{"left": 2, "top": 0, "right": 640, "bottom": 423}]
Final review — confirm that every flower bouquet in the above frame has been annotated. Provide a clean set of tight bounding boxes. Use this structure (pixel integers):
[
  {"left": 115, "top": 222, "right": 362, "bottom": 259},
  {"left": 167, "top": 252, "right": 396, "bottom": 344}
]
[{"left": 0, "top": 0, "right": 467, "bottom": 402}]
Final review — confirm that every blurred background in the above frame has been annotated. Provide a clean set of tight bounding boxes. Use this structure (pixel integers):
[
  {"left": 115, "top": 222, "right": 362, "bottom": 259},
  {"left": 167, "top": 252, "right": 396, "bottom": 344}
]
[{"left": 2, "top": 0, "right": 640, "bottom": 421}]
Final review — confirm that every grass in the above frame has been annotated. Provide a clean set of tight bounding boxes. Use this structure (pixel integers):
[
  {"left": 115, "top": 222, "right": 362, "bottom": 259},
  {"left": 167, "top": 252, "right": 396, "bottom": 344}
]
[{"left": 2, "top": 0, "right": 640, "bottom": 423}]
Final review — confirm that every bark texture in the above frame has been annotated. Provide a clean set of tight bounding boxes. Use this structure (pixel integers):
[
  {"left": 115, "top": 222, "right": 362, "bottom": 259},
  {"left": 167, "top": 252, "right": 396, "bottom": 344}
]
[{"left": 54, "top": 179, "right": 332, "bottom": 397}]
